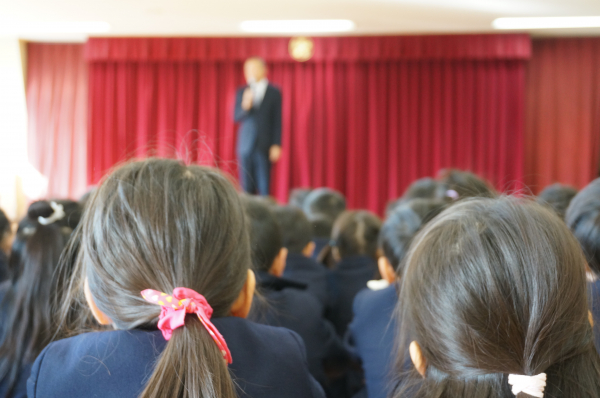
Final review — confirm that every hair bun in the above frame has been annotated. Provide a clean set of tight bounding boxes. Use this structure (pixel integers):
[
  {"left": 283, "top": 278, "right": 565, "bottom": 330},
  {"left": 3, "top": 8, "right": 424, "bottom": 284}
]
[{"left": 27, "top": 201, "right": 54, "bottom": 221}]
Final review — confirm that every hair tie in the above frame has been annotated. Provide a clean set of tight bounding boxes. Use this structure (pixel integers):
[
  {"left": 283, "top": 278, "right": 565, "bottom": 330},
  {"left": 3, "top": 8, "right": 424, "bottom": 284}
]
[
  {"left": 141, "top": 287, "right": 232, "bottom": 364},
  {"left": 445, "top": 189, "right": 459, "bottom": 200},
  {"left": 37, "top": 201, "right": 66, "bottom": 225},
  {"left": 508, "top": 373, "right": 547, "bottom": 397}
]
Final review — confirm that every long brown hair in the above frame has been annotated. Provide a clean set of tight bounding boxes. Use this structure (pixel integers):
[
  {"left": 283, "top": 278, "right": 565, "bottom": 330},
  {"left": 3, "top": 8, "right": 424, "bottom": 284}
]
[
  {"left": 60, "top": 159, "right": 250, "bottom": 398},
  {"left": 394, "top": 197, "right": 600, "bottom": 398}
]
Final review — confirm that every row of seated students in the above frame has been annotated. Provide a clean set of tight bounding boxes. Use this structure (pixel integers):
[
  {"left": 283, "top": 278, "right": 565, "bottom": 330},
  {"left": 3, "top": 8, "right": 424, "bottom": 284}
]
[{"left": 1, "top": 159, "right": 600, "bottom": 398}]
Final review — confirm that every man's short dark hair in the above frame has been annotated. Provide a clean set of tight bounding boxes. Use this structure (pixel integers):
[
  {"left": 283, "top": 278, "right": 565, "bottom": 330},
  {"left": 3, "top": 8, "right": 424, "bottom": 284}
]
[
  {"left": 273, "top": 205, "right": 312, "bottom": 254},
  {"left": 308, "top": 214, "right": 334, "bottom": 238},
  {"left": 243, "top": 197, "right": 282, "bottom": 273},
  {"left": 303, "top": 188, "right": 346, "bottom": 221}
]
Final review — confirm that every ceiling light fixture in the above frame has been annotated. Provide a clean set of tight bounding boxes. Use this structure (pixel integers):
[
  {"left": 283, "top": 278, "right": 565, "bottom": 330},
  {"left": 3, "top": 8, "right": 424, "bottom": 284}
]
[
  {"left": 493, "top": 16, "right": 600, "bottom": 30},
  {"left": 240, "top": 19, "right": 355, "bottom": 34},
  {"left": 0, "top": 21, "right": 111, "bottom": 35}
]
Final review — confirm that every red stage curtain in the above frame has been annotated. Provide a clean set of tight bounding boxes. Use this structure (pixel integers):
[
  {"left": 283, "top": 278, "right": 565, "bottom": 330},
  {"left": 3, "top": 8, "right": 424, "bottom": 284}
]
[
  {"left": 86, "top": 35, "right": 528, "bottom": 214},
  {"left": 524, "top": 38, "right": 600, "bottom": 192},
  {"left": 26, "top": 43, "right": 88, "bottom": 199}
]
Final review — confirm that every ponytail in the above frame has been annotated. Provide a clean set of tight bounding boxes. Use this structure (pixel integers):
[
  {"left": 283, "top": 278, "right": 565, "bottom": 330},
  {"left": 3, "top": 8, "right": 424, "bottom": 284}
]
[{"left": 140, "top": 319, "right": 235, "bottom": 398}]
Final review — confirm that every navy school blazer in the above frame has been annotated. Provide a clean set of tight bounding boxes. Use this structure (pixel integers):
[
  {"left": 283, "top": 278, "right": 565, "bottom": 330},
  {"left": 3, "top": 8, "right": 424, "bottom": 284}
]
[
  {"left": 27, "top": 317, "right": 325, "bottom": 398},
  {"left": 250, "top": 271, "right": 349, "bottom": 389},
  {"left": 283, "top": 252, "right": 330, "bottom": 309},
  {"left": 327, "top": 256, "right": 378, "bottom": 337},
  {"left": 234, "top": 84, "right": 282, "bottom": 156},
  {"left": 347, "top": 285, "right": 398, "bottom": 398}
]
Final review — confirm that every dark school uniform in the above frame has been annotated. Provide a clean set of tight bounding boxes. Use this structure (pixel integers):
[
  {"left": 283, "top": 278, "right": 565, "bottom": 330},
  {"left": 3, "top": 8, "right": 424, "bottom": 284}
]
[
  {"left": 283, "top": 252, "right": 330, "bottom": 308},
  {"left": 347, "top": 285, "right": 398, "bottom": 398},
  {"left": 328, "top": 256, "right": 378, "bottom": 337},
  {"left": 251, "top": 271, "right": 348, "bottom": 390},
  {"left": 27, "top": 316, "right": 325, "bottom": 398}
]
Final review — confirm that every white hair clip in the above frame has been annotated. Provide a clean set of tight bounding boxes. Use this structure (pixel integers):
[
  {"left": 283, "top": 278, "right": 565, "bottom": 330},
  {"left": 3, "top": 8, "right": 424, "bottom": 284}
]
[
  {"left": 38, "top": 201, "right": 66, "bottom": 226},
  {"left": 445, "top": 189, "right": 459, "bottom": 200},
  {"left": 508, "top": 373, "right": 547, "bottom": 398}
]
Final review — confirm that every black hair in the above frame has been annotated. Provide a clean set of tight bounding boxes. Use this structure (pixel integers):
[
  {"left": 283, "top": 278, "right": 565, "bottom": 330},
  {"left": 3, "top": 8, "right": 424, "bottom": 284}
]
[
  {"left": 274, "top": 205, "right": 312, "bottom": 254},
  {"left": 565, "top": 178, "right": 600, "bottom": 276},
  {"left": 303, "top": 188, "right": 346, "bottom": 221},
  {"left": 379, "top": 199, "right": 447, "bottom": 274},
  {"left": 244, "top": 197, "right": 283, "bottom": 273},
  {"left": 438, "top": 169, "right": 497, "bottom": 199},
  {"left": 309, "top": 214, "right": 334, "bottom": 239},
  {"left": 331, "top": 211, "right": 382, "bottom": 261},
  {"left": 0, "top": 208, "right": 9, "bottom": 242},
  {"left": 288, "top": 188, "right": 312, "bottom": 209},
  {"left": 0, "top": 200, "right": 81, "bottom": 395},
  {"left": 537, "top": 183, "right": 577, "bottom": 220},
  {"left": 395, "top": 197, "right": 600, "bottom": 398},
  {"left": 58, "top": 159, "right": 251, "bottom": 398}
]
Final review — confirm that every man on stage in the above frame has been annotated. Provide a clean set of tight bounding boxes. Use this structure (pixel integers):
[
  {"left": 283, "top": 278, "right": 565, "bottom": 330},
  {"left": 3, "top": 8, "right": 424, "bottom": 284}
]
[{"left": 234, "top": 57, "right": 282, "bottom": 196}]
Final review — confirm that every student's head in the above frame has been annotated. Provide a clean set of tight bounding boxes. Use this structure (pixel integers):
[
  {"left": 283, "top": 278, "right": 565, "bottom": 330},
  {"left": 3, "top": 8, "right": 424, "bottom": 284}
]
[
  {"left": 331, "top": 210, "right": 382, "bottom": 262},
  {"left": 537, "top": 183, "right": 577, "bottom": 220},
  {"left": 378, "top": 199, "right": 447, "bottom": 283},
  {"left": 395, "top": 197, "right": 600, "bottom": 398},
  {"left": 0, "top": 208, "right": 12, "bottom": 256},
  {"left": 70, "top": 159, "right": 254, "bottom": 398},
  {"left": 438, "top": 169, "right": 496, "bottom": 199},
  {"left": 0, "top": 200, "right": 80, "bottom": 395},
  {"left": 303, "top": 187, "right": 346, "bottom": 221},
  {"left": 274, "top": 205, "right": 314, "bottom": 257},
  {"left": 244, "top": 56, "right": 267, "bottom": 84},
  {"left": 403, "top": 178, "right": 444, "bottom": 201},
  {"left": 244, "top": 197, "right": 288, "bottom": 277},
  {"left": 288, "top": 188, "right": 312, "bottom": 209},
  {"left": 565, "top": 178, "right": 600, "bottom": 277},
  {"left": 309, "top": 213, "right": 335, "bottom": 239}
]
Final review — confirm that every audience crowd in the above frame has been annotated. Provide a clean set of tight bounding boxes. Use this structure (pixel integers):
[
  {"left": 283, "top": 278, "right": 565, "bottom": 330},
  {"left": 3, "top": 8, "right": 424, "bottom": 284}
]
[{"left": 1, "top": 159, "right": 599, "bottom": 398}]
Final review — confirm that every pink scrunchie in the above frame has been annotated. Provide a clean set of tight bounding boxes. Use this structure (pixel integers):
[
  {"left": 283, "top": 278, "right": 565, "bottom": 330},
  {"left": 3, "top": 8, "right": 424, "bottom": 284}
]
[{"left": 141, "top": 287, "right": 232, "bottom": 364}]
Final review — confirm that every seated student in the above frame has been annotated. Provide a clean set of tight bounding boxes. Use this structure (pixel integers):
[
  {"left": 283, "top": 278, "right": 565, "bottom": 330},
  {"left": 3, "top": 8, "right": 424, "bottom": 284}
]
[
  {"left": 0, "top": 200, "right": 81, "bottom": 398},
  {"left": 393, "top": 197, "right": 600, "bottom": 398},
  {"left": 304, "top": 188, "right": 347, "bottom": 259},
  {"left": 289, "top": 188, "right": 313, "bottom": 209},
  {"left": 537, "top": 183, "right": 577, "bottom": 220},
  {"left": 347, "top": 199, "right": 446, "bottom": 398},
  {"left": 310, "top": 214, "right": 336, "bottom": 263},
  {"left": 275, "top": 205, "right": 329, "bottom": 308},
  {"left": 437, "top": 168, "right": 497, "bottom": 199},
  {"left": 27, "top": 159, "right": 324, "bottom": 398},
  {"left": 0, "top": 209, "right": 12, "bottom": 283},
  {"left": 385, "top": 178, "right": 445, "bottom": 216},
  {"left": 565, "top": 179, "right": 600, "bottom": 350},
  {"left": 328, "top": 211, "right": 382, "bottom": 337},
  {"left": 245, "top": 197, "right": 347, "bottom": 391}
]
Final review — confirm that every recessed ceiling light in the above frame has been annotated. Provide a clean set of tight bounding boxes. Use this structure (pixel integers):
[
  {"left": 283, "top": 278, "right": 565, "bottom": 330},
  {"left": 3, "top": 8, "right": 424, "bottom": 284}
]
[
  {"left": 240, "top": 20, "right": 355, "bottom": 34},
  {"left": 0, "top": 21, "right": 111, "bottom": 35},
  {"left": 493, "top": 16, "right": 600, "bottom": 30}
]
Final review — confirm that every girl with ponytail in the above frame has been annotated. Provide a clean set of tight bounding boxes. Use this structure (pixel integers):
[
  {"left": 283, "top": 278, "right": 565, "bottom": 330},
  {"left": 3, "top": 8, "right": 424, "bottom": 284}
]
[
  {"left": 393, "top": 197, "right": 600, "bottom": 398},
  {"left": 27, "top": 159, "right": 324, "bottom": 398},
  {"left": 0, "top": 200, "right": 81, "bottom": 398}
]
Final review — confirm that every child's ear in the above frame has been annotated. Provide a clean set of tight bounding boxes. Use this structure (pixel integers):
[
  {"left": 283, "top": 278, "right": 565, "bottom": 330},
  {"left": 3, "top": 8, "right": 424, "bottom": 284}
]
[
  {"left": 302, "top": 241, "right": 316, "bottom": 258},
  {"left": 378, "top": 256, "right": 397, "bottom": 284},
  {"left": 231, "top": 269, "right": 256, "bottom": 318},
  {"left": 84, "top": 278, "right": 113, "bottom": 326},
  {"left": 269, "top": 248, "right": 288, "bottom": 277},
  {"left": 410, "top": 341, "right": 427, "bottom": 377}
]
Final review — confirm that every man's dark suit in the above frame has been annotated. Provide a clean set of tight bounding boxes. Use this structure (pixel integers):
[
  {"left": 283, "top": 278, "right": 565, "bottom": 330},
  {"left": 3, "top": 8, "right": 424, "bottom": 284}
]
[{"left": 234, "top": 84, "right": 282, "bottom": 195}]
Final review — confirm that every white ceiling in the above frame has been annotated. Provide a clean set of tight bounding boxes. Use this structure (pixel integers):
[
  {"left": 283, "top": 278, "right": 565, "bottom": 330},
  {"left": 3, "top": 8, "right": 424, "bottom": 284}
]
[{"left": 2, "top": 0, "right": 600, "bottom": 42}]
